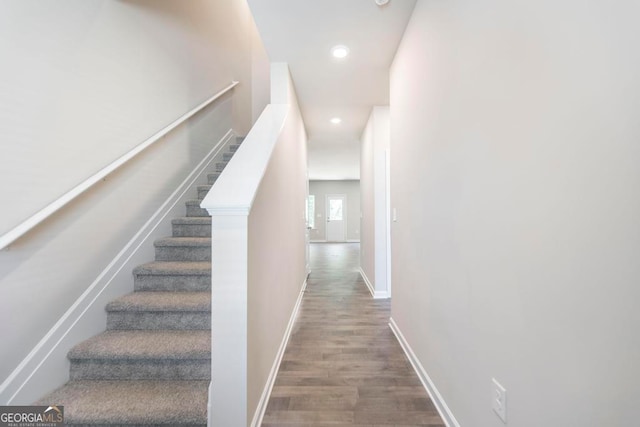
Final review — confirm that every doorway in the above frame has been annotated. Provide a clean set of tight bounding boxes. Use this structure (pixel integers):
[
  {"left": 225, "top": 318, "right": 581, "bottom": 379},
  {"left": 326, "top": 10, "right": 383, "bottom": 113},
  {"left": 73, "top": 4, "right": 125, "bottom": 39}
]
[{"left": 326, "top": 194, "right": 346, "bottom": 242}]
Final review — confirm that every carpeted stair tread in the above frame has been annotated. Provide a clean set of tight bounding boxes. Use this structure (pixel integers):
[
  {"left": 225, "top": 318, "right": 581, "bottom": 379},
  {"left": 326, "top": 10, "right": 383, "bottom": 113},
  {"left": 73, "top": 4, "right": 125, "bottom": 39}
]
[
  {"left": 106, "top": 291, "right": 211, "bottom": 330},
  {"left": 197, "top": 185, "right": 212, "bottom": 200},
  {"left": 185, "top": 200, "right": 210, "bottom": 217},
  {"left": 133, "top": 262, "right": 211, "bottom": 292},
  {"left": 68, "top": 330, "right": 210, "bottom": 360},
  {"left": 185, "top": 199, "right": 210, "bottom": 208},
  {"left": 171, "top": 217, "right": 211, "bottom": 238},
  {"left": 172, "top": 217, "right": 210, "bottom": 225},
  {"left": 154, "top": 237, "right": 211, "bottom": 262},
  {"left": 154, "top": 237, "right": 211, "bottom": 248},
  {"left": 214, "top": 162, "right": 228, "bottom": 173},
  {"left": 106, "top": 292, "right": 210, "bottom": 312},
  {"left": 134, "top": 261, "right": 211, "bottom": 276},
  {"left": 35, "top": 380, "right": 208, "bottom": 426}
]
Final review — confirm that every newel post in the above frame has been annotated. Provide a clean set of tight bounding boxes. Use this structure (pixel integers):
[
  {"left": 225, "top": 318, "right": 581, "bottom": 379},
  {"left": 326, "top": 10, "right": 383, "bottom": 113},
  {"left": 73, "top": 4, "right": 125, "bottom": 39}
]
[{"left": 207, "top": 213, "right": 249, "bottom": 426}]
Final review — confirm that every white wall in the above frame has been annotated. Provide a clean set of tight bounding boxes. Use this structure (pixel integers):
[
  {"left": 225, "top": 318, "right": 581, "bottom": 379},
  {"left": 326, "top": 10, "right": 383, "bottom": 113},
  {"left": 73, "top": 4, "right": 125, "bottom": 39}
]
[
  {"left": 360, "top": 107, "right": 390, "bottom": 297},
  {"left": 0, "top": 0, "right": 259, "bottom": 236},
  {"left": 248, "top": 65, "right": 308, "bottom": 424},
  {"left": 309, "top": 180, "right": 360, "bottom": 242},
  {"left": 250, "top": 12, "right": 271, "bottom": 123},
  {"left": 0, "top": 0, "right": 268, "bottom": 397},
  {"left": 307, "top": 140, "right": 361, "bottom": 181},
  {"left": 361, "top": 118, "right": 375, "bottom": 283},
  {"left": 390, "top": 1, "right": 640, "bottom": 426}
]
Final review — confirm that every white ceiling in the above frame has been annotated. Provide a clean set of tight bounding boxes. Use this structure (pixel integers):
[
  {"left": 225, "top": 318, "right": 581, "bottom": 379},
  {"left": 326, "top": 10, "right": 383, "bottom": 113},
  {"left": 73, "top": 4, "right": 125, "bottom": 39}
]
[{"left": 247, "top": 0, "right": 417, "bottom": 180}]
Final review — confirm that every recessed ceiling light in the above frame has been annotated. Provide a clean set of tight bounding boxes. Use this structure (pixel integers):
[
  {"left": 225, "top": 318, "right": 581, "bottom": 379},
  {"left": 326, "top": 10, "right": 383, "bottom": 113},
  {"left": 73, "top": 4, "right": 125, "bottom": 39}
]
[
  {"left": 331, "top": 45, "right": 350, "bottom": 59},
  {"left": 375, "top": 0, "right": 390, "bottom": 5},
  {"left": 330, "top": 117, "right": 342, "bottom": 124}
]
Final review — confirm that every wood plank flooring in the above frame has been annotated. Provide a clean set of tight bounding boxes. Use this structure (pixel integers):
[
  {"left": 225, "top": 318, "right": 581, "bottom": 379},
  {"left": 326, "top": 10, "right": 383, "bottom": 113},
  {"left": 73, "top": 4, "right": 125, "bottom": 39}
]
[{"left": 262, "top": 243, "right": 445, "bottom": 427}]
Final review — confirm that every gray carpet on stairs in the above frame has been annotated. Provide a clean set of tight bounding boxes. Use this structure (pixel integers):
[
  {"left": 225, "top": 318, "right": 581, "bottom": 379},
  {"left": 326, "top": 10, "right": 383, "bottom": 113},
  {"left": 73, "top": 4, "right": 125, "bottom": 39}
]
[
  {"left": 106, "top": 291, "right": 210, "bottom": 330},
  {"left": 171, "top": 217, "right": 211, "bottom": 236},
  {"left": 34, "top": 136, "right": 243, "bottom": 425},
  {"left": 35, "top": 380, "right": 209, "bottom": 426},
  {"left": 133, "top": 262, "right": 212, "bottom": 292}
]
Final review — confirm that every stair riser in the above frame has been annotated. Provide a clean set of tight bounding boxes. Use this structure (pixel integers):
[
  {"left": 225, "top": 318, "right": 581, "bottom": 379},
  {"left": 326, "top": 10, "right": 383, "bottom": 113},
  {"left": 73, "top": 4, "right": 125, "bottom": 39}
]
[
  {"left": 207, "top": 174, "right": 219, "bottom": 185},
  {"left": 172, "top": 223, "right": 211, "bottom": 238},
  {"left": 107, "top": 312, "right": 211, "bottom": 330},
  {"left": 69, "top": 360, "right": 210, "bottom": 380},
  {"left": 197, "top": 188, "right": 209, "bottom": 199},
  {"left": 134, "top": 275, "right": 210, "bottom": 292},
  {"left": 222, "top": 153, "right": 233, "bottom": 162},
  {"left": 229, "top": 144, "right": 240, "bottom": 152},
  {"left": 186, "top": 204, "right": 210, "bottom": 217},
  {"left": 214, "top": 162, "right": 227, "bottom": 173},
  {"left": 155, "top": 246, "right": 211, "bottom": 262}
]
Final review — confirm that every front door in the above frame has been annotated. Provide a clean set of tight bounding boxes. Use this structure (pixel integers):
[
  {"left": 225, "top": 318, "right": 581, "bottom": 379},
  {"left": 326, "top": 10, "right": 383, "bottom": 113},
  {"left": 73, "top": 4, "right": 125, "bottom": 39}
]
[{"left": 326, "top": 194, "right": 346, "bottom": 242}]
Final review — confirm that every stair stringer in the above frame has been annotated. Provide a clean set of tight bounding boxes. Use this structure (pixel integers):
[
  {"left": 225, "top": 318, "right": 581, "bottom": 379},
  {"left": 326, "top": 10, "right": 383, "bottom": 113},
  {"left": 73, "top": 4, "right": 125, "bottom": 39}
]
[{"left": 0, "top": 129, "right": 235, "bottom": 406}]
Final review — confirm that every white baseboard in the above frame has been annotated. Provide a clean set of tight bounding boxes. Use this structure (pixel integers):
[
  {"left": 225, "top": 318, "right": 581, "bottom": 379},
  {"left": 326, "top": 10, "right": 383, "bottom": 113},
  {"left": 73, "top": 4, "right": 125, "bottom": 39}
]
[
  {"left": 359, "top": 267, "right": 375, "bottom": 297},
  {"left": 0, "top": 130, "right": 234, "bottom": 405},
  {"left": 250, "top": 277, "right": 308, "bottom": 427},
  {"left": 374, "top": 290, "right": 390, "bottom": 299},
  {"left": 358, "top": 267, "right": 389, "bottom": 299},
  {"left": 311, "top": 240, "right": 360, "bottom": 243},
  {"left": 389, "top": 318, "right": 460, "bottom": 427}
]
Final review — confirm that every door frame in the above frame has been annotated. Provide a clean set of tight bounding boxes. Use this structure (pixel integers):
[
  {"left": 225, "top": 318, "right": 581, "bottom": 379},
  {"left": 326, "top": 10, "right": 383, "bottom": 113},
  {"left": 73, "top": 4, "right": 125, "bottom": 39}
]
[
  {"left": 305, "top": 179, "right": 311, "bottom": 275},
  {"left": 385, "top": 149, "right": 392, "bottom": 297},
  {"left": 325, "top": 194, "right": 347, "bottom": 242}
]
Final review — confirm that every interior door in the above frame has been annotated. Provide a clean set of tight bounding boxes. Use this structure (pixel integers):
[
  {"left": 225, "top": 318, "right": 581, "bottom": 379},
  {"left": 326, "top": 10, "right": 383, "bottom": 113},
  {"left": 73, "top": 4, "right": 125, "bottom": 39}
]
[{"left": 326, "top": 194, "right": 346, "bottom": 242}]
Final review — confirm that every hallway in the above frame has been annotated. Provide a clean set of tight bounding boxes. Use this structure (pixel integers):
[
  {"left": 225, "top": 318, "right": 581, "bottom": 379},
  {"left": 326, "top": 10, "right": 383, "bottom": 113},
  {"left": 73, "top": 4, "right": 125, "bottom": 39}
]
[{"left": 262, "top": 243, "right": 445, "bottom": 426}]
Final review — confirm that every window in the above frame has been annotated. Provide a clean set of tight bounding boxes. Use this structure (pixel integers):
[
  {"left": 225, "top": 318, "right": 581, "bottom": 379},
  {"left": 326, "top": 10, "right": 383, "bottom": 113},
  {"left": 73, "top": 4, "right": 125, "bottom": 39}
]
[{"left": 307, "top": 195, "right": 315, "bottom": 229}]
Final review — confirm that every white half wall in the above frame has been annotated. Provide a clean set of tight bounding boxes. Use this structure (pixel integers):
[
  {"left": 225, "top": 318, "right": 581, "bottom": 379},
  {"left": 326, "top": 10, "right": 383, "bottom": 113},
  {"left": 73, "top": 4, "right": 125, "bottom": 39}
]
[
  {"left": 202, "top": 63, "right": 308, "bottom": 426},
  {"left": 390, "top": 1, "right": 640, "bottom": 426},
  {"left": 0, "top": 0, "right": 268, "bottom": 397}
]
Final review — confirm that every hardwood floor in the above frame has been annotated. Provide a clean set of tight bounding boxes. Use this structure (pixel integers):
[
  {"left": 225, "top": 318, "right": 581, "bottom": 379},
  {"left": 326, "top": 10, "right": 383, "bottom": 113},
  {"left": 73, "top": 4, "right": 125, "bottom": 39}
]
[{"left": 262, "top": 243, "right": 445, "bottom": 427}]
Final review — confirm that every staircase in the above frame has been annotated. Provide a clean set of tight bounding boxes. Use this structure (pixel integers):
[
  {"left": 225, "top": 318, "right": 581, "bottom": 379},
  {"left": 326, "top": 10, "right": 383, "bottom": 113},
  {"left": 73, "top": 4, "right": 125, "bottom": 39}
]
[{"left": 35, "top": 138, "right": 243, "bottom": 426}]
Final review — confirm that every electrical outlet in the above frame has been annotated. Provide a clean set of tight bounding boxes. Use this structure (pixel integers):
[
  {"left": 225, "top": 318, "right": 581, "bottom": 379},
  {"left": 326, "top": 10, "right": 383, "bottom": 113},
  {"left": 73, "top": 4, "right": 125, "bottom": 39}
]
[{"left": 492, "top": 378, "right": 507, "bottom": 423}]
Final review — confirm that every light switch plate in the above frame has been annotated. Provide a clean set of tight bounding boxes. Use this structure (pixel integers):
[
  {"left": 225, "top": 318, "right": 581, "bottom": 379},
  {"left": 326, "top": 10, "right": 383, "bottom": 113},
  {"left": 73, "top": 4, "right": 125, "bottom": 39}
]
[{"left": 492, "top": 378, "right": 507, "bottom": 423}]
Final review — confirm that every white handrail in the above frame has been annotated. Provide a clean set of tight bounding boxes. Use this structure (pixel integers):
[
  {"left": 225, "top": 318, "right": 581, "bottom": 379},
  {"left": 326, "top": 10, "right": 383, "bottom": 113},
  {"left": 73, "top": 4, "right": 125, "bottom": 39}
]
[{"left": 0, "top": 81, "right": 239, "bottom": 251}]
